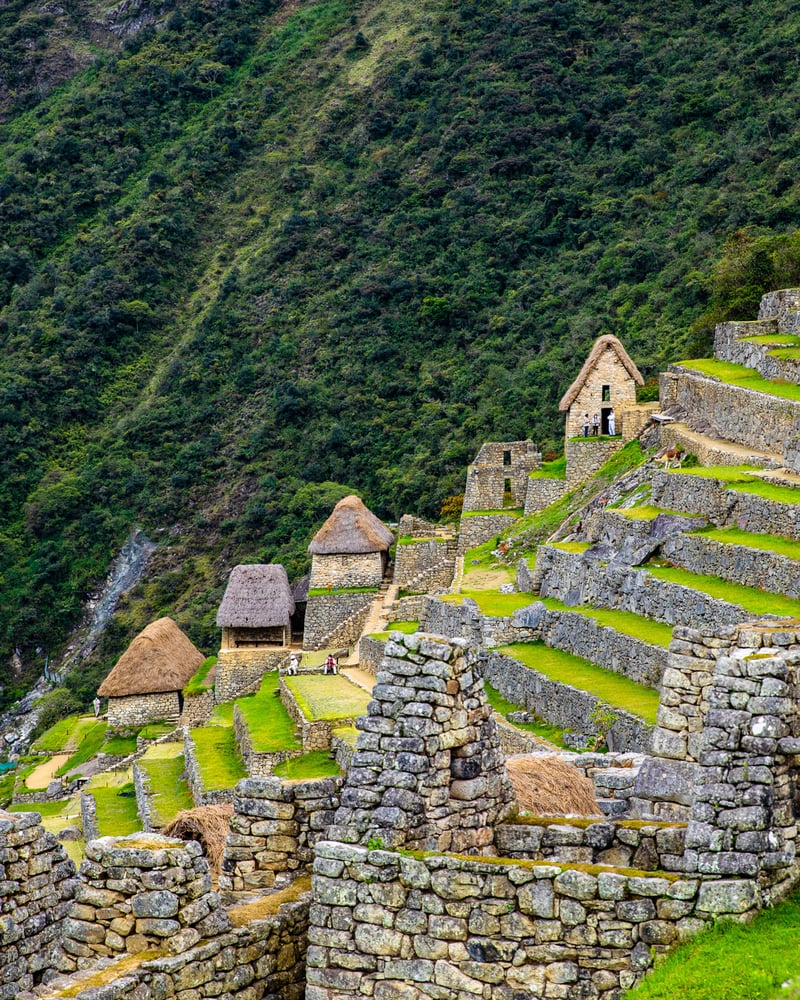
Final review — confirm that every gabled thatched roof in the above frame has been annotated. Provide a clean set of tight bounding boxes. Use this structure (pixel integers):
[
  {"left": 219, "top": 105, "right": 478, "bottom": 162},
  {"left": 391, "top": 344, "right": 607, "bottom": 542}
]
[
  {"left": 291, "top": 573, "right": 310, "bottom": 604},
  {"left": 308, "top": 495, "right": 394, "bottom": 555},
  {"left": 558, "top": 334, "right": 644, "bottom": 411},
  {"left": 216, "top": 564, "right": 295, "bottom": 628},
  {"left": 98, "top": 617, "right": 204, "bottom": 697}
]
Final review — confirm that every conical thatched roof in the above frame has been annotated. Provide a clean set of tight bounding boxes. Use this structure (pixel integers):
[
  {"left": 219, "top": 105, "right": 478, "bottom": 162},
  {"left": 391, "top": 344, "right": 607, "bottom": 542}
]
[
  {"left": 558, "top": 334, "right": 644, "bottom": 411},
  {"left": 308, "top": 495, "right": 394, "bottom": 555},
  {"left": 216, "top": 564, "right": 294, "bottom": 628},
  {"left": 291, "top": 573, "right": 310, "bottom": 604},
  {"left": 98, "top": 617, "right": 204, "bottom": 697}
]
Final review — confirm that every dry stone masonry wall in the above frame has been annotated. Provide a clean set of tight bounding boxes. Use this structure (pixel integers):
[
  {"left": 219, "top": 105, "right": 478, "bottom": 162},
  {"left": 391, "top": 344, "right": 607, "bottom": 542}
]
[
  {"left": 462, "top": 440, "right": 541, "bottom": 511},
  {"left": 458, "top": 513, "right": 520, "bottom": 555},
  {"left": 106, "top": 692, "right": 180, "bottom": 730},
  {"left": 394, "top": 538, "right": 458, "bottom": 591},
  {"left": 309, "top": 552, "right": 385, "bottom": 590},
  {"left": 215, "top": 648, "right": 287, "bottom": 703},
  {"left": 565, "top": 438, "right": 624, "bottom": 487},
  {"left": 525, "top": 476, "right": 567, "bottom": 515},
  {"left": 303, "top": 592, "right": 376, "bottom": 651}
]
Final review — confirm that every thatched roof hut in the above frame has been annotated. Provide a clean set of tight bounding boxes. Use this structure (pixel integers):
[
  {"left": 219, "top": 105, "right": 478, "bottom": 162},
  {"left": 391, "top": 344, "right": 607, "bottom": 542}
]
[
  {"left": 98, "top": 617, "right": 204, "bottom": 697},
  {"left": 558, "top": 334, "right": 644, "bottom": 412},
  {"left": 308, "top": 495, "right": 393, "bottom": 555},
  {"left": 216, "top": 564, "right": 295, "bottom": 628}
]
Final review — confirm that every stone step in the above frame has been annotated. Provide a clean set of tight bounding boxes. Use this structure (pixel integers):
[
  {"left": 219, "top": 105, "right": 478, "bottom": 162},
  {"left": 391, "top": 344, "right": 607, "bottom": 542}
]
[{"left": 660, "top": 421, "right": 781, "bottom": 469}]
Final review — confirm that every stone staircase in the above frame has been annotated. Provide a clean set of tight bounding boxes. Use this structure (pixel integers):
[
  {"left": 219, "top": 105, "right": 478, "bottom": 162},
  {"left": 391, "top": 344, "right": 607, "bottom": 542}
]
[{"left": 660, "top": 421, "right": 782, "bottom": 469}]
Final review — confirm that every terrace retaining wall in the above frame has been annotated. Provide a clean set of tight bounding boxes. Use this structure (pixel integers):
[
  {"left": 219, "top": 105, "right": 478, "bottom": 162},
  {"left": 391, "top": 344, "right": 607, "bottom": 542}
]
[
  {"left": 180, "top": 688, "right": 215, "bottom": 727},
  {"left": 80, "top": 792, "right": 99, "bottom": 841},
  {"left": 183, "top": 729, "right": 234, "bottom": 807},
  {"left": 215, "top": 648, "right": 288, "bottom": 704},
  {"left": 524, "top": 476, "right": 567, "bottom": 514},
  {"left": 458, "top": 513, "right": 520, "bottom": 554},
  {"left": 394, "top": 537, "right": 457, "bottom": 591},
  {"left": 303, "top": 592, "right": 376, "bottom": 651},
  {"left": 232, "top": 703, "right": 302, "bottom": 776}
]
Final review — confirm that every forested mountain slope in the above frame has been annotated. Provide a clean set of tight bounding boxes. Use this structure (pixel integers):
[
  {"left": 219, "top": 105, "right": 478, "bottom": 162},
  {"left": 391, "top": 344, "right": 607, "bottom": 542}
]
[{"left": 2, "top": 0, "right": 800, "bottom": 706}]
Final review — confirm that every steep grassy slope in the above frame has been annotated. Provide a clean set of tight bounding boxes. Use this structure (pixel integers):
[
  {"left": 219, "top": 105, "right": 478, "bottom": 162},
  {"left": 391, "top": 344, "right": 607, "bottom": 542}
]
[{"left": 2, "top": 0, "right": 800, "bottom": 704}]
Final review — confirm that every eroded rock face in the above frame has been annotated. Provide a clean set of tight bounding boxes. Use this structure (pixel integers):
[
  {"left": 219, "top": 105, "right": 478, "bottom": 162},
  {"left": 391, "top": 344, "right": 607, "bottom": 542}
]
[{"left": 329, "top": 631, "right": 516, "bottom": 854}]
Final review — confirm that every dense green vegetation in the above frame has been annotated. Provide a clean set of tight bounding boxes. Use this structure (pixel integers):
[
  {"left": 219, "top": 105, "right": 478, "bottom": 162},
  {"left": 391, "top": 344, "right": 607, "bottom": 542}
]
[
  {"left": 4, "top": 0, "right": 800, "bottom": 710},
  {"left": 629, "top": 891, "right": 800, "bottom": 999}
]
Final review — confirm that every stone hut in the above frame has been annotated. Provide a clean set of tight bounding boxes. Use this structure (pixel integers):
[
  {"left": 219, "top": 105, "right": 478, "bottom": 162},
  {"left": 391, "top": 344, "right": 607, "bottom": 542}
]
[
  {"left": 462, "top": 439, "right": 541, "bottom": 511},
  {"left": 559, "top": 333, "right": 644, "bottom": 440},
  {"left": 217, "top": 564, "right": 296, "bottom": 650},
  {"left": 98, "top": 617, "right": 204, "bottom": 729},
  {"left": 308, "top": 494, "right": 394, "bottom": 590}
]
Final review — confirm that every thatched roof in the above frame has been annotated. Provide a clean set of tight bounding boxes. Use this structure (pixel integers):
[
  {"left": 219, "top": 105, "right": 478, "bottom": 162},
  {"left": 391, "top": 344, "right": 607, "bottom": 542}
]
[
  {"left": 98, "top": 617, "right": 204, "bottom": 697},
  {"left": 216, "top": 564, "right": 294, "bottom": 628},
  {"left": 505, "top": 755, "right": 602, "bottom": 816},
  {"left": 162, "top": 804, "right": 233, "bottom": 877},
  {"left": 308, "top": 495, "right": 394, "bottom": 555},
  {"left": 558, "top": 334, "right": 644, "bottom": 411},
  {"left": 291, "top": 573, "right": 310, "bottom": 603}
]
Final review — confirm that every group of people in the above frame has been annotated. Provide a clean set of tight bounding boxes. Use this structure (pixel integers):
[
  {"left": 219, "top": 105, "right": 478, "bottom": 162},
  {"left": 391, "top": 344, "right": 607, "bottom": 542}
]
[
  {"left": 285, "top": 651, "right": 338, "bottom": 675},
  {"left": 582, "top": 410, "right": 616, "bottom": 437}
]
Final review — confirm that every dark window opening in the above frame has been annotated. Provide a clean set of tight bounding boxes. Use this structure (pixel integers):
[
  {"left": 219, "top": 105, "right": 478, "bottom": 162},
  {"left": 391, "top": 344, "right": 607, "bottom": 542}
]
[
  {"left": 503, "top": 449, "right": 512, "bottom": 465},
  {"left": 602, "top": 384, "right": 611, "bottom": 402}
]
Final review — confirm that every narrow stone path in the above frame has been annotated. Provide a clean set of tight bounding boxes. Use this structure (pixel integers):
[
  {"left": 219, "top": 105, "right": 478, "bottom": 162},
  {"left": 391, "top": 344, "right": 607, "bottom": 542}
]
[
  {"left": 25, "top": 753, "right": 70, "bottom": 789},
  {"left": 662, "top": 421, "right": 782, "bottom": 468},
  {"left": 340, "top": 667, "right": 375, "bottom": 693}
]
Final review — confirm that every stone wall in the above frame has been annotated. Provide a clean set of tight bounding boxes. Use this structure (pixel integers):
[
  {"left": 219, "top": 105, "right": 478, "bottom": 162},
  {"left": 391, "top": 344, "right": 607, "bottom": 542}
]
[
  {"left": 398, "top": 514, "right": 441, "bottom": 536},
  {"left": 219, "top": 775, "right": 343, "bottom": 892},
  {"left": 330, "top": 633, "right": 516, "bottom": 854},
  {"left": 183, "top": 729, "right": 235, "bottom": 807},
  {"left": 565, "top": 437, "right": 624, "bottom": 487},
  {"left": 759, "top": 287, "right": 800, "bottom": 331},
  {"left": 81, "top": 792, "right": 99, "bottom": 841},
  {"left": 232, "top": 703, "right": 302, "bottom": 775},
  {"left": 0, "top": 810, "right": 77, "bottom": 997},
  {"left": 462, "top": 439, "right": 541, "bottom": 511},
  {"left": 524, "top": 476, "right": 567, "bottom": 514},
  {"left": 388, "top": 594, "right": 429, "bottom": 623},
  {"left": 495, "top": 817, "right": 688, "bottom": 872},
  {"left": 458, "top": 512, "right": 519, "bottom": 554},
  {"left": 38, "top": 897, "right": 310, "bottom": 1000},
  {"left": 106, "top": 692, "right": 180, "bottom": 730},
  {"left": 394, "top": 538, "right": 457, "bottom": 591},
  {"left": 661, "top": 366, "right": 800, "bottom": 464},
  {"left": 358, "top": 635, "right": 385, "bottom": 675},
  {"left": 482, "top": 652, "right": 653, "bottom": 753},
  {"left": 61, "top": 834, "right": 230, "bottom": 969},
  {"left": 534, "top": 545, "right": 753, "bottom": 630},
  {"left": 712, "top": 319, "right": 800, "bottom": 386},
  {"left": 214, "top": 648, "right": 288, "bottom": 704},
  {"left": 309, "top": 552, "right": 385, "bottom": 590},
  {"left": 569, "top": 752, "right": 644, "bottom": 819},
  {"left": 651, "top": 469, "right": 800, "bottom": 540},
  {"left": 303, "top": 592, "right": 376, "bottom": 651},
  {"left": 280, "top": 677, "right": 360, "bottom": 752},
  {"left": 661, "top": 531, "right": 800, "bottom": 599},
  {"left": 133, "top": 760, "right": 154, "bottom": 832},
  {"left": 180, "top": 688, "right": 215, "bottom": 727},
  {"left": 306, "top": 841, "right": 757, "bottom": 1000}
]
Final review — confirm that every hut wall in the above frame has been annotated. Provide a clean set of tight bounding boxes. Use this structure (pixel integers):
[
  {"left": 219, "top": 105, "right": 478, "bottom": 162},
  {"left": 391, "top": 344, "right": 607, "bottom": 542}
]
[
  {"left": 308, "top": 551, "right": 384, "bottom": 589},
  {"left": 215, "top": 648, "right": 289, "bottom": 703},
  {"left": 221, "top": 625, "right": 288, "bottom": 649},
  {"left": 565, "top": 347, "right": 639, "bottom": 440},
  {"left": 106, "top": 691, "right": 181, "bottom": 730}
]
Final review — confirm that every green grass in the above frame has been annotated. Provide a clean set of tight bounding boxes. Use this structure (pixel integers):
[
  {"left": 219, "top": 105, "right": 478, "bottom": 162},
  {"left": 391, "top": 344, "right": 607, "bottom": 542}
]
[
  {"left": 55, "top": 720, "right": 108, "bottom": 776},
  {"left": 612, "top": 505, "right": 702, "bottom": 521},
  {"left": 728, "top": 478, "right": 800, "bottom": 505},
  {"left": 184, "top": 656, "right": 217, "bottom": 696},
  {"left": 210, "top": 702, "right": 235, "bottom": 726},
  {"left": 368, "top": 620, "right": 420, "bottom": 640},
  {"left": 137, "top": 722, "right": 176, "bottom": 741},
  {"left": 698, "top": 526, "right": 800, "bottom": 561},
  {"left": 646, "top": 563, "right": 800, "bottom": 619},
  {"left": 332, "top": 726, "right": 359, "bottom": 747},
  {"left": 461, "top": 508, "right": 523, "bottom": 518},
  {"left": 498, "top": 643, "right": 660, "bottom": 724},
  {"left": 31, "top": 715, "right": 82, "bottom": 754},
  {"left": 7, "top": 800, "right": 71, "bottom": 817},
  {"left": 397, "top": 536, "right": 447, "bottom": 545},
  {"left": 87, "top": 773, "right": 142, "bottom": 837},
  {"left": 137, "top": 749, "right": 194, "bottom": 826},
  {"left": 668, "top": 466, "right": 800, "bottom": 505},
  {"left": 309, "top": 585, "right": 380, "bottom": 596},
  {"left": 742, "top": 333, "right": 800, "bottom": 345},
  {"left": 191, "top": 725, "right": 247, "bottom": 792},
  {"left": 283, "top": 675, "right": 372, "bottom": 722},
  {"left": 441, "top": 590, "right": 535, "bottom": 616},
  {"left": 272, "top": 750, "right": 342, "bottom": 780},
  {"left": 103, "top": 733, "right": 139, "bottom": 755},
  {"left": 483, "top": 682, "right": 567, "bottom": 747},
  {"left": 236, "top": 672, "right": 301, "bottom": 753},
  {"left": 767, "top": 346, "right": 800, "bottom": 360},
  {"left": 630, "top": 891, "right": 800, "bottom": 999},
  {"left": 529, "top": 454, "right": 567, "bottom": 480},
  {"left": 670, "top": 464, "right": 760, "bottom": 482},
  {"left": 463, "top": 537, "right": 512, "bottom": 574},
  {"left": 540, "top": 598, "right": 674, "bottom": 648},
  {"left": 677, "top": 358, "right": 800, "bottom": 403},
  {"left": 550, "top": 540, "right": 591, "bottom": 553}
]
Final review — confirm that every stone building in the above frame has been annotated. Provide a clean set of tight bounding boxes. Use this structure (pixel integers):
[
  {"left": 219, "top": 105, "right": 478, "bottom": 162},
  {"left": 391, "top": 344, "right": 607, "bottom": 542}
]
[
  {"left": 98, "top": 617, "right": 205, "bottom": 729},
  {"left": 217, "top": 564, "right": 296, "bottom": 650},
  {"left": 307, "top": 494, "right": 393, "bottom": 590},
  {"left": 559, "top": 333, "right": 644, "bottom": 441},
  {"left": 462, "top": 439, "right": 541, "bottom": 511}
]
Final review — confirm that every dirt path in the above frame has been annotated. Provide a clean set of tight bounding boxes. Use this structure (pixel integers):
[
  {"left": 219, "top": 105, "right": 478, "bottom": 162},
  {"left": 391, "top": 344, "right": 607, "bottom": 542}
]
[
  {"left": 26, "top": 753, "right": 70, "bottom": 790},
  {"left": 340, "top": 667, "right": 375, "bottom": 693}
]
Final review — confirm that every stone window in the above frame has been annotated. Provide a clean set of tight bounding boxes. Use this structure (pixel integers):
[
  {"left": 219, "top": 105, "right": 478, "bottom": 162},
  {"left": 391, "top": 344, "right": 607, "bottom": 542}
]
[
  {"left": 602, "top": 384, "right": 611, "bottom": 402},
  {"left": 503, "top": 449, "right": 511, "bottom": 465}
]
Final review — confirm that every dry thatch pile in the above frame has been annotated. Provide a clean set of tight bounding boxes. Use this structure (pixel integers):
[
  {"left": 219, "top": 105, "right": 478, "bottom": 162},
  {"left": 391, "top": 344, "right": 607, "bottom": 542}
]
[
  {"left": 216, "top": 564, "right": 295, "bottom": 628},
  {"left": 558, "top": 333, "right": 644, "bottom": 411},
  {"left": 506, "top": 755, "right": 602, "bottom": 817},
  {"left": 162, "top": 804, "right": 234, "bottom": 876},
  {"left": 309, "top": 494, "right": 394, "bottom": 554},
  {"left": 97, "top": 617, "right": 205, "bottom": 697}
]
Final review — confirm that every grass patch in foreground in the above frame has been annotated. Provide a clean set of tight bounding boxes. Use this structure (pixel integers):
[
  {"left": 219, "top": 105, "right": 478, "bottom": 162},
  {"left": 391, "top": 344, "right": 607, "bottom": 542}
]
[
  {"left": 698, "top": 526, "right": 800, "bottom": 562},
  {"left": 184, "top": 656, "right": 217, "bottom": 696},
  {"left": 284, "top": 674, "right": 371, "bottom": 722},
  {"left": 236, "top": 672, "right": 301, "bottom": 753},
  {"left": 103, "top": 733, "right": 139, "bottom": 755},
  {"left": 629, "top": 890, "right": 800, "bottom": 999},
  {"left": 369, "top": 620, "right": 420, "bottom": 640},
  {"left": 31, "top": 715, "right": 84, "bottom": 754},
  {"left": 742, "top": 333, "right": 800, "bottom": 345},
  {"left": 646, "top": 564, "right": 800, "bottom": 619},
  {"left": 56, "top": 720, "right": 108, "bottom": 776},
  {"left": 483, "top": 682, "right": 567, "bottom": 747},
  {"left": 190, "top": 726, "right": 246, "bottom": 792},
  {"left": 498, "top": 643, "right": 659, "bottom": 725},
  {"left": 540, "top": 598, "right": 674, "bottom": 649},
  {"left": 441, "top": 590, "right": 535, "bottom": 616},
  {"left": 7, "top": 799, "right": 70, "bottom": 817},
  {"left": 529, "top": 454, "right": 566, "bottom": 480},
  {"left": 89, "top": 778, "right": 141, "bottom": 837},
  {"left": 273, "top": 750, "right": 342, "bottom": 780},
  {"left": 461, "top": 508, "right": 523, "bottom": 518},
  {"left": 677, "top": 358, "right": 800, "bottom": 403},
  {"left": 137, "top": 751, "right": 194, "bottom": 827}
]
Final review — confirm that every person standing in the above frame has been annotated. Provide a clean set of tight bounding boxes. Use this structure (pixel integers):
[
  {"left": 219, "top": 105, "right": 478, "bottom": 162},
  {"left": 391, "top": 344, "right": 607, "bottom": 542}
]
[
  {"left": 592, "top": 413, "right": 600, "bottom": 436},
  {"left": 583, "top": 413, "right": 590, "bottom": 437},
  {"left": 608, "top": 409, "right": 616, "bottom": 436},
  {"left": 93, "top": 696, "right": 101, "bottom": 718}
]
